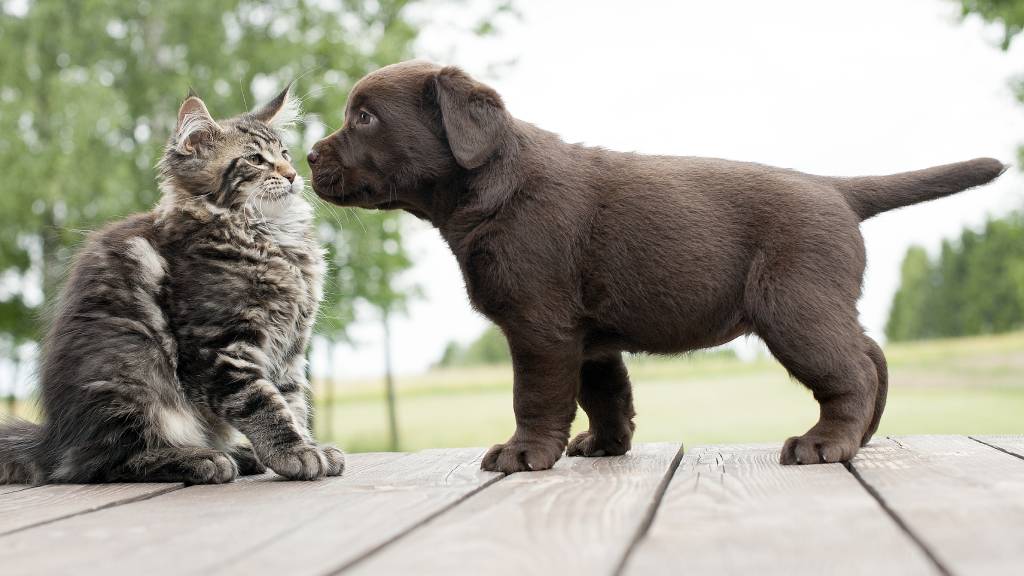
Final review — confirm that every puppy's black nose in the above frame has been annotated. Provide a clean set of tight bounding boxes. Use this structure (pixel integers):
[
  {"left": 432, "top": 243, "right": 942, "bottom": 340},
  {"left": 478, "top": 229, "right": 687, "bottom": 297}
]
[{"left": 307, "top": 149, "right": 319, "bottom": 165}]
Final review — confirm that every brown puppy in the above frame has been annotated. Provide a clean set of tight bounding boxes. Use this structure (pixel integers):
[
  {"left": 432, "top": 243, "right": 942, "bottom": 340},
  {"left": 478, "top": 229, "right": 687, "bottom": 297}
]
[{"left": 308, "top": 60, "right": 1005, "bottom": 472}]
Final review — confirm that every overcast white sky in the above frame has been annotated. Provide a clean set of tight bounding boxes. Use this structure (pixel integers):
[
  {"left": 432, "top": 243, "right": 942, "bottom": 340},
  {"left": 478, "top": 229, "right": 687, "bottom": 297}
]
[{"left": 315, "top": 0, "right": 1024, "bottom": 380}]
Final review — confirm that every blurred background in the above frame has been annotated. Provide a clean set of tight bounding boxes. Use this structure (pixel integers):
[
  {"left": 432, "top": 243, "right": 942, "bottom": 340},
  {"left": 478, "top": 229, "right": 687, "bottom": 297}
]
[{"left": 1, "top": 0, "right": 1022, "bottom": 453}]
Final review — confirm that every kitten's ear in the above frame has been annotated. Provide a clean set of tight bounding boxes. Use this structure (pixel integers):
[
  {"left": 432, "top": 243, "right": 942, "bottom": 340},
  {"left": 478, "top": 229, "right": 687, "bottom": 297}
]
[
  {"left": 254, "top": 83, "right": 300, "bottom": 127},
  {"left": 175, "top": 95, "right": 221, "bottom": 155}
]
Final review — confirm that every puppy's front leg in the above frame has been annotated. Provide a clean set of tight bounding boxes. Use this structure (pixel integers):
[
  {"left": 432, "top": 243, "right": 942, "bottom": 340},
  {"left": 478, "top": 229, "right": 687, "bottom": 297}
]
[
  {"left": 567, "top": 353, "right": 636, "bottom": 457},
  {"left": 481, "top": 339, "right": 581, "bottom": 473}
]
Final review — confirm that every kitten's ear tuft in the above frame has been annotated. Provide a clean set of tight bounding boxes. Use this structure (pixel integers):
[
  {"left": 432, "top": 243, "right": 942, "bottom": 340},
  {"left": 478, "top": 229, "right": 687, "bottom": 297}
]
[
  {"left": 175, "top": 96, "right": 221, "bottom": 155},
  {"left": 186, "top": 86, "right": 199, "bottom": 99},
  {"left": 254, "top": 82, "right": 301, "bottom": 128}
]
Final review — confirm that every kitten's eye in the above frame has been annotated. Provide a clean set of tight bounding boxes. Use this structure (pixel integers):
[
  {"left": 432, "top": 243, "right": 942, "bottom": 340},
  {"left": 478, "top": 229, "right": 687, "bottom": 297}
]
[
  {"left": 247, "top": 153, "right": 266, "bottom": 165},
  {"left": 356, "top": 110, "right": 373, "bottom": 126},
  {"left": 281, "top": 149, "right": 291, "bottom": 160}
]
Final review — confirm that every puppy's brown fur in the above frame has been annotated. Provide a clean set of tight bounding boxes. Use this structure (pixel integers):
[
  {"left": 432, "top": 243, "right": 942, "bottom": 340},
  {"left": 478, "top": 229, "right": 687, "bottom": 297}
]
[{"left": 309, "top": 60, "right": 1005, "bottom": 472}]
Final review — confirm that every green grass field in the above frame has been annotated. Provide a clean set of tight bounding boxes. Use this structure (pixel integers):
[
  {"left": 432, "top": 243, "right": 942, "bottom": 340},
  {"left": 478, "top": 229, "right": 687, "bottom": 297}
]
[
  {"left": 3, "top": 331, "right": 1021, "bottom": 454},
  {"left": 313, "top": 331, "right": 1024, "bottom": 452}
]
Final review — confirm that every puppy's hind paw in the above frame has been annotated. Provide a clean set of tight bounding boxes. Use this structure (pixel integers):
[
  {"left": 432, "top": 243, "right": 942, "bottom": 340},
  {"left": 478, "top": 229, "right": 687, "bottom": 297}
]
[
  {"left": 780, "top": 433, "right": 860, "bottom": 465},
  {"left": 566, "top": 430, "right": 630, "bottom": 458},
  {"left": 481, "top": 438, "right": 563, "bottom": 473}
]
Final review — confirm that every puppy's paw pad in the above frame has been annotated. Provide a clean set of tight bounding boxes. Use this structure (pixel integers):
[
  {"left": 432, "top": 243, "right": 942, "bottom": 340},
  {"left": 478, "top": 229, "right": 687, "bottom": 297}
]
[
  {"left": 481, "top": 440, "right": 563, "bottom": 474},
  {"left": 264, "top": 444, "right": 330, "bottom": 481},
  {"left": 567, "top": 431, "right": 630, "bottom": 458},
  {"left": 780, "top": 434, "right": 858, "bottom": 465}
]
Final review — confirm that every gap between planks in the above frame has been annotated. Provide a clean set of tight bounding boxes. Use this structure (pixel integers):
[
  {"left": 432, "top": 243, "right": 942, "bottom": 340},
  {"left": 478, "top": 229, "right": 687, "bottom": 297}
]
[
  {"left": 0, "top": 483, "right": 182, "bottom": 537},
  {"left": 848, "top": 435, "right": 1024, "bottom": 576},
  {"left": 844, "top": 459, "right": 953, "bottom": 576},
  {"left": 612, "top": 444, "right": 685, "bottom": 576}
]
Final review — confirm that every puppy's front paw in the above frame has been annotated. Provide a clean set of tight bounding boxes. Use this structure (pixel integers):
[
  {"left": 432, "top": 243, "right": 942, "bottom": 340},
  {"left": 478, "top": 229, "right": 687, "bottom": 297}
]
[
  {"left": 263, "top": 444, "right": 335, "bottom": 480},
  {"left": 780, "top": 432, "right": 860, "bottom": 465},
  {"left": 566, "top": 430, "right": 631, "bottom": 458},
  {"left": 481, "top": 437, "right": 564, "bottom": 473}
]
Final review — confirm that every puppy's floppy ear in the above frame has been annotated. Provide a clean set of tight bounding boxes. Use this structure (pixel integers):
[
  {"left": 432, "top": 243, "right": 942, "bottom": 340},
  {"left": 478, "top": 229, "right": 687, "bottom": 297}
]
[
  {"left": 433, "top": 66, "right": 508, "bottom": 170},
  {"left": 175, "top": 94, "right": 222, "bottom": 155}
]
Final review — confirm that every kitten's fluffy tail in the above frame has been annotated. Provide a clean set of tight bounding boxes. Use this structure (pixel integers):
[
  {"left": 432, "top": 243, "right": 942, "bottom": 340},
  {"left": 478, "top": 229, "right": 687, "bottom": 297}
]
[
  {"left": 0, "top": 418, "right": 43, "bottom": 484},
  {"left": 829, "top": 158, "right": 1008, "bottom": 221}
]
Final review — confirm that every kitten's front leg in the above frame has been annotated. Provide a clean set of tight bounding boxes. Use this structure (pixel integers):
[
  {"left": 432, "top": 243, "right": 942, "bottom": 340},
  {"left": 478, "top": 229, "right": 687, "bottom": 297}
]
[
  {"left": 208, "top": 344, "right": 342, "bottom": 480},
  {"left": 280, "top": 354, "right": 345, "bottom": 475}
]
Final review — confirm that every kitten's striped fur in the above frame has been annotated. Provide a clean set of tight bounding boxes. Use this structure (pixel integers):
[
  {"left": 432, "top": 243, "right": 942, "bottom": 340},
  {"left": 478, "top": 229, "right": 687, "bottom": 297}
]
[{"left": 0, "top": 87, "right": 343, "bottom": 484}]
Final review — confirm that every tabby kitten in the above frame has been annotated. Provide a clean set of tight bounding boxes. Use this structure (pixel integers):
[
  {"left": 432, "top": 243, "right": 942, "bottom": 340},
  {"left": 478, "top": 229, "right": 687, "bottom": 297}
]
[{"left": 0, "top": 87, "right": 343, "bottom": 484}]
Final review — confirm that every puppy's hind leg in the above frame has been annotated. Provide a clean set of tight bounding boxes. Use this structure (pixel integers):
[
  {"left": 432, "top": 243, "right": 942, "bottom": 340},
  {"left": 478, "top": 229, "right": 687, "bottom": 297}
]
[
  {"left": 567, "top": 353, "right": 636, "bottom": 457},
  {"left": 746, "top": 256, "right": 877, "bottom": 465},
  {"left": 861, "top": 335, "right": 888, "bottom": 446}
]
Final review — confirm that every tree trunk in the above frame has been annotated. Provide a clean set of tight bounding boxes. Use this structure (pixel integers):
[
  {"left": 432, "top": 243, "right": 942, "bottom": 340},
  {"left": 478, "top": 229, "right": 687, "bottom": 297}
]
[
  {"left": 7, "top": 358, "right": 20, "bottom": 417},
  {"left": 324, "top": 338, "right": 335, "bottom": 443},
  {"left": 383, "top": 312, "right": 400, "bottom": 452}
]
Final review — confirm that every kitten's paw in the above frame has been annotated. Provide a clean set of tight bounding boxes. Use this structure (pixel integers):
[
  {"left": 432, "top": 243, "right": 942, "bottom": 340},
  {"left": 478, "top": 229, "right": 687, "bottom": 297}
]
[
  {"left": 263, "top": 444, "right": 334, "bottom": 481},
  {"left": 229, "top": 444, "right": 267, "bottom": 476},
  {"left": 567, "top": 430, "right": 631, "bottom": 458},
  {"left": 317, "top": 444, "right": 345, "bottom": 476},
  {"left": 481, "top": 436, "right": 564, "bottom": 474},
  {"left": 185, "top": 450, "right": 238, "bottom": 485}
]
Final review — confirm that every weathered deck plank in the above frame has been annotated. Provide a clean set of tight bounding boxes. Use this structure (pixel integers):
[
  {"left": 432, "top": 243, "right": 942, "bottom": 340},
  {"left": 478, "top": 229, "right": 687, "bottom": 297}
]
[
  {"left": 345, "top": 443, "right": 683, "bottom": 576},
  {"left": 0, "top": 482, "right": 180, "bottom": 536},
  {"left": 220, "top": 448, "right": 501, "bottom": 575},
  {"left": 849, "top": 435, "right": 1024, "bottom": 576},
  {"left": 972, "top": 434, "right": 1024, "bottom": 460},
  {"left": 0, "top": 450, "right": 494, "bottom": 576},
  {"left": 2, "top": 437, "right": 1022, "bottom": 575},
  {"left": 0, "top": 485, "right": 32, "bottom": 496},
  {"left": 623, "top": 443, "right": 937, "bottom": 576}
]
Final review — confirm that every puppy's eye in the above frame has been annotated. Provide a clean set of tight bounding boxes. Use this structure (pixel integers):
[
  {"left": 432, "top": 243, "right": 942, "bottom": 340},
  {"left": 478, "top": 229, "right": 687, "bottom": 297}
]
[{"left": 356, "top": 110, "right": 374, "bottom": 125}]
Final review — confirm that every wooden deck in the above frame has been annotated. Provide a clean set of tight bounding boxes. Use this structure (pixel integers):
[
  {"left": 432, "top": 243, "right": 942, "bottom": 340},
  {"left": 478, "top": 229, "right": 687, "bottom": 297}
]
[{"left": 2, "top": 435, "right": 1022, "bottom": 575}]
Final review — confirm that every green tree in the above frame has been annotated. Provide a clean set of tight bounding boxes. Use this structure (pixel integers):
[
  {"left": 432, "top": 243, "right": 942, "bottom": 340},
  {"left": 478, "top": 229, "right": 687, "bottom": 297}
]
[
  {"left": 885, "top": 246, "right": 935, "bottom": 341},
  {"left": 0, "top": 0, "right": 420, "bottom": 343},
  {"left": 435, "top": 325, "right": 511, "bottom": 368},
  {"left": 886, "top": 214, "right": 1024, "bottom": 341}
]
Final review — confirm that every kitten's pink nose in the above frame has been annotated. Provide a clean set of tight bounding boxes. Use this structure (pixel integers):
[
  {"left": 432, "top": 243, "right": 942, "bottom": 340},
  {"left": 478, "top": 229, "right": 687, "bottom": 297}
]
[{"left": 278, "top": 165, "right": 297, "bottom": 183}]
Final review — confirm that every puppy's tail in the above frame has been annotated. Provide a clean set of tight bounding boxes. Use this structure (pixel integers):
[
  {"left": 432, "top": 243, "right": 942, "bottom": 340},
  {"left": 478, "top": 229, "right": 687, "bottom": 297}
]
[
  {"left": 828, "top": 158, "right": 1008, "bottom": 221},
  {"left": 0, "top": 418, "right": 44, "bottom": 484}
]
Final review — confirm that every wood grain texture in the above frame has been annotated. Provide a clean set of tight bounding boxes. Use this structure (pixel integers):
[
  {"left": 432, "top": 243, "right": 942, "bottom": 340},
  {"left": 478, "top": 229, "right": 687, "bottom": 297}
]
[
  {"left": 623, "top": 443, "right": 937, "bottom": 576},
  {"left": 850, "top": 435, "right": 1024, "bottom": 576},
  {"left": 0, "top": 482, "right": 180, "bottom": 536},
  {"left": 345, "top": 443, "right": 683, "bottom": 576},
  {"left": 0, "top": 450, "right": 494, "bottom": 576},
  {"left": 972, "top": 434, "right": 1024, "bottom": 460},
  {"left": 0, "top": 485, "right": 33, "bottom": 496},
  {"left": 220, "top": 448, "right": 500, "bottom": 575}
]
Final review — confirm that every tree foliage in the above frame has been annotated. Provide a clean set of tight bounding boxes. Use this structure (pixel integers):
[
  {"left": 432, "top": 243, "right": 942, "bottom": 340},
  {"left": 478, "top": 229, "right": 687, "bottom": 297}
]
[
  {"left": 886, "top": 215, "right": 1024, "bottom": 341},
  {"left": 435, "top": 325, "right": 511, "bottom": 368},
  {"left": 0, "top": 0, "right": 451, "bottom": 361}
]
